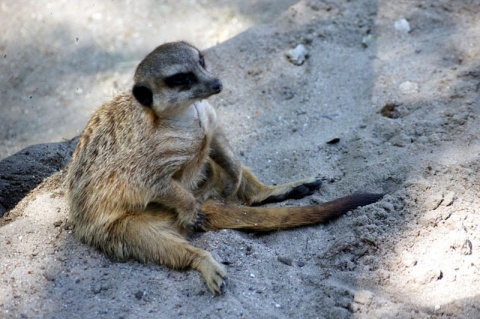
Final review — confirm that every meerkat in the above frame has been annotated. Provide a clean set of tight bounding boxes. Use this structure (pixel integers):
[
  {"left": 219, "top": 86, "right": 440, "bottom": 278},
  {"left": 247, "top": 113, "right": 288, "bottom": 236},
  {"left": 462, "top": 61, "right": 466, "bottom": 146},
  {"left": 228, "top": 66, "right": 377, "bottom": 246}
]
[{"left": 66, "top": 41, "right": 383, "bottom": 294}]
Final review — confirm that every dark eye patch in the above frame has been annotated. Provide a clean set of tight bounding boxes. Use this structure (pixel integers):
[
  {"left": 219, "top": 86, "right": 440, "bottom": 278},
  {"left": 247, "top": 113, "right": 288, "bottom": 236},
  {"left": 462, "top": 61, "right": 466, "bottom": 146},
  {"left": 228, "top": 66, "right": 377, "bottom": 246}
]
[{"left": 164, "top": 72, "right": 197, "bottom": 88}]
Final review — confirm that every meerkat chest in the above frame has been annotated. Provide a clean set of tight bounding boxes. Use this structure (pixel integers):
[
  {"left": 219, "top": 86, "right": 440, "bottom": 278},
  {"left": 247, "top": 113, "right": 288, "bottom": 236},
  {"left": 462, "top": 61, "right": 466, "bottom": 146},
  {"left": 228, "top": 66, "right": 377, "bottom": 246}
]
[
  {"left": 165, "top": 100, "right": 217, "bottom": 186},
  {"left": 167, "top": 100, "right": 216, "bottom": 135},
  {"left": 192, "top": 100, "right": 217, "bottom": 133},
  {"left": 185, "top": 101, "right": 216, "bottom": 156}
]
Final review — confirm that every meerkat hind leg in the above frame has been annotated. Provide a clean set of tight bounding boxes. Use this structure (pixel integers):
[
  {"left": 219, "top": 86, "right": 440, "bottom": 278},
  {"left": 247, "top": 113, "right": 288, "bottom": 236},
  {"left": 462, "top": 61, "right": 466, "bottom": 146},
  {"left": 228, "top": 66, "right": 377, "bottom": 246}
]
[{"left": 238, "top": 168, "right": 321, "bottom": 205}]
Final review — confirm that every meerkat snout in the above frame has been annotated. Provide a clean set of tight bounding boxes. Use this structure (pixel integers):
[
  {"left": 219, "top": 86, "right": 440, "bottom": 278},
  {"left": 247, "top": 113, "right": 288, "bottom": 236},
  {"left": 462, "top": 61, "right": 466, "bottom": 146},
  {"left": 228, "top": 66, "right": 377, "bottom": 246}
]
[{"left": 210, "top": 79, "right": 223, "bottom": 94}]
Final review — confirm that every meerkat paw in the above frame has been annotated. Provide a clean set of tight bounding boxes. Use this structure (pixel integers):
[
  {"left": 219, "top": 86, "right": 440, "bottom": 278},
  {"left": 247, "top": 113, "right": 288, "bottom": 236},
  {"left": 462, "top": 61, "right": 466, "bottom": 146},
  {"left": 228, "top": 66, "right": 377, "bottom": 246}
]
[
  {"left": 193, "top": 211, "right": 207, "bottom": 232},
  {"left": 197, "top": 256, "right": 227, "bottom": 295},
  {"left": 287, "top": 179, "right": 322, "bottom": 199},
  {"left": 176, "top": 207, "right": 200, "bottom": 229},
  {"left": 257, "top": 178, "right": 322, "bottom": 205}
]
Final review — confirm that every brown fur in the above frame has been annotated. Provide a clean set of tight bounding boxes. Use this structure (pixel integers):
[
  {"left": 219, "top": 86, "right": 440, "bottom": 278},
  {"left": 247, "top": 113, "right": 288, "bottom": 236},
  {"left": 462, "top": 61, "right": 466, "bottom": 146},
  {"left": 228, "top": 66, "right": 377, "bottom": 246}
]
[{"left": 66, "top": 41, "right": 383, "bottom": 294}]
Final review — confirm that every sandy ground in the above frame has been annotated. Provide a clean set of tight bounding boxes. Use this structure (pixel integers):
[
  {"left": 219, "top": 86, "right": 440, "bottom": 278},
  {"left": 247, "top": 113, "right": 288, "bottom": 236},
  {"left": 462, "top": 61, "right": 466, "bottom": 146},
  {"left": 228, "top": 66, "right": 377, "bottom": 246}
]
[{"left": 1, "top": 0, "right": 480, "bottom": 318}]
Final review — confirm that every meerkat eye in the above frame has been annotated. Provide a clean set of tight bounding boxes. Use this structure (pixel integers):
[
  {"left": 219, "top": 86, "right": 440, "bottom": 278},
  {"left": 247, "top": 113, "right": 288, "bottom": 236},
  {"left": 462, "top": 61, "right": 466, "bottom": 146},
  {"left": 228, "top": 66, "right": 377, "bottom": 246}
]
[
  {"left": 199, "top": 54, "right": 206, "bottom": 68},
  {"left": 164, "top": 72, "right": 197, "bottom": 88}
]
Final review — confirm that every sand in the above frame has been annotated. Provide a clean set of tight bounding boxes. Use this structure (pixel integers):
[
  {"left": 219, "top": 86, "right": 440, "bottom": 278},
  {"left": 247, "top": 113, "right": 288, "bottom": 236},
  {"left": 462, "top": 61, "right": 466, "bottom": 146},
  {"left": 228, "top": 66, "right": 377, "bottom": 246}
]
[{"left": 1, "top": 0, "right": 480, "bottom": 318}]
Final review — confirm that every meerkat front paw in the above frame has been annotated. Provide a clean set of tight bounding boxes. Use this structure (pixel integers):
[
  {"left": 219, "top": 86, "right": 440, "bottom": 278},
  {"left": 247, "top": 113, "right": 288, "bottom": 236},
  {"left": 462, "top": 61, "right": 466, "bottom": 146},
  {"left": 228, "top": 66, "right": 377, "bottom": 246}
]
[
  {"left": 193, "top": 211, "right": 207, "bottom": 231},
  {"left": 176, "top": 203, "right": 200, "bottom": 228}
]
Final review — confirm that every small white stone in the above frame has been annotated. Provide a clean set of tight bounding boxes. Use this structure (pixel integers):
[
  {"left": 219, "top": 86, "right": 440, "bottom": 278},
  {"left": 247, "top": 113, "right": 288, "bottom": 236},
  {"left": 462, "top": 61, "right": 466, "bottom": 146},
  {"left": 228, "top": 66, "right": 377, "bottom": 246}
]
[
  {"left": 394, "top": 18, "right": 411, "bottom": 33},
  {"left": 286, "top": 44, "right": 308, "bottom": 66},
  {"left": 399, "top": 81, "right": 418, "bottom": 94}
]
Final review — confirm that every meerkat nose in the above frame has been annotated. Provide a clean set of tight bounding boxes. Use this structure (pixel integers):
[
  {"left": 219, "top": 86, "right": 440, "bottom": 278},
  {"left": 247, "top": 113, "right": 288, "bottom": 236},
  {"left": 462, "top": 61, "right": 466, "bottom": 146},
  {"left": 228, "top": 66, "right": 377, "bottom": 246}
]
[{"left": 210, "top": 79, "right": 223, "bottom": 94}]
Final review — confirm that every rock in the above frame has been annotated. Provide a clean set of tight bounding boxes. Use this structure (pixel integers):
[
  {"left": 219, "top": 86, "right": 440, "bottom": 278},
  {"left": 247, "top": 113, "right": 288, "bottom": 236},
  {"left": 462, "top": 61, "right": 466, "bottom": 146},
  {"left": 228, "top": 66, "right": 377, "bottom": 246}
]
[
  {"left": 43, "top": 271, "right": 56, "bottom": 282},
  {"left": 134, "top": 290, "right": 145, "bottom": 300},
  {"left": 462, "top": 239, "right": 473, "bottom": 255},
  {"left": 92, "top": 285, "right": 102, "bottom": 294},
  {"left": 285, "top": 44, "right": 308, "bottom": 66},
  {"left": 0, "top": 203, "right": 6, "bottom": 217},
  {"left": 394, "top": 18, "right": 411, "bottom": 33},
  {"left": 277, "top": 256, "right": 293, "bottom": 266},
  {"left": 362, "top": 34, "right": 375, "bottom": 48},
  {"left": 353, "top": 290, "right": 373, "bottom": 305},
  {"left": 0, "top": 138, "right": 78, "bottom": 216},
  {"left": 399, "top": 81, "right": 419, "bottom": 94}
]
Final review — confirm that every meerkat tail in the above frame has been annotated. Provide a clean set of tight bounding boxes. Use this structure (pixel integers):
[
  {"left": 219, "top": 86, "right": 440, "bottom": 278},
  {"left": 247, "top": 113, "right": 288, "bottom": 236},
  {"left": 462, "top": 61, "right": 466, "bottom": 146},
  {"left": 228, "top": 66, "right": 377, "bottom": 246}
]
[{"left": 199, "top": 193, "right": 384, "bottom": 232}]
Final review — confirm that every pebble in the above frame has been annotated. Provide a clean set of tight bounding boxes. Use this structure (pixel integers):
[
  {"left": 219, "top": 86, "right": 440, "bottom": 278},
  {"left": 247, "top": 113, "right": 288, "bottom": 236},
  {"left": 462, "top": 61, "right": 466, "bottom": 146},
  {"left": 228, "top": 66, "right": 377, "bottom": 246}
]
[
  {"left": 399, "top": 81, "right": 418, "bottom": 94},
  {"left": 285, "top": 44, "right": 308, "bottom": 66},
  {"left": 277, "top": 256, "right": 293, "bottom": 266},
  {"left": 43, "top": 271, "right": 56, "bottom": 282},
  {"left": 462, "top": 239, "right": 473, "bottom": 255},
  {"left": 92, "top": 284, "right": 102, "bottom": 294},
  {"left": 394, "top": 18, "right": 411, "bottom": 33},
  {"left": 134, "top": 290, "right": 145, "bottom": 300},
  {"left": 362, "top": 34, "right": 375, "bottom": 48},
  {"left": 353, "top": 290, "right": 373, "bottom": 305}
]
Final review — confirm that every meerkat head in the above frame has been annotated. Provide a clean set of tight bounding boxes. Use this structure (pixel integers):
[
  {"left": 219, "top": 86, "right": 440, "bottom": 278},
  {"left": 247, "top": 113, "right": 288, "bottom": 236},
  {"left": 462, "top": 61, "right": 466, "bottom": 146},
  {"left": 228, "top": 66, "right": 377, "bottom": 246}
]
[{"left": 132, "top": 41, "right": 222, "bottom": 116}]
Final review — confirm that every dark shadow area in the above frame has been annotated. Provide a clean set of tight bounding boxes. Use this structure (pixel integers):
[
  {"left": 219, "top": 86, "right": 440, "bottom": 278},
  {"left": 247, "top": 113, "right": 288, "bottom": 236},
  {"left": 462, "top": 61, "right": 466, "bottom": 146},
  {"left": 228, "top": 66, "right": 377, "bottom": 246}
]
[{"left": 0, "top": 138, "right": 78, "bottom": 217}]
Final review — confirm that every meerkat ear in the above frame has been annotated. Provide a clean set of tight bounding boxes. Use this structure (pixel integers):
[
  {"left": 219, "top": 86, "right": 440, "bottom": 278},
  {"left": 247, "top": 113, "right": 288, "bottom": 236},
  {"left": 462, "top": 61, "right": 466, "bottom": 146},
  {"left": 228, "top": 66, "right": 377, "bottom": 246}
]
[{"left": 132, "top": 83, "right": 153, "bottom": 107}]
